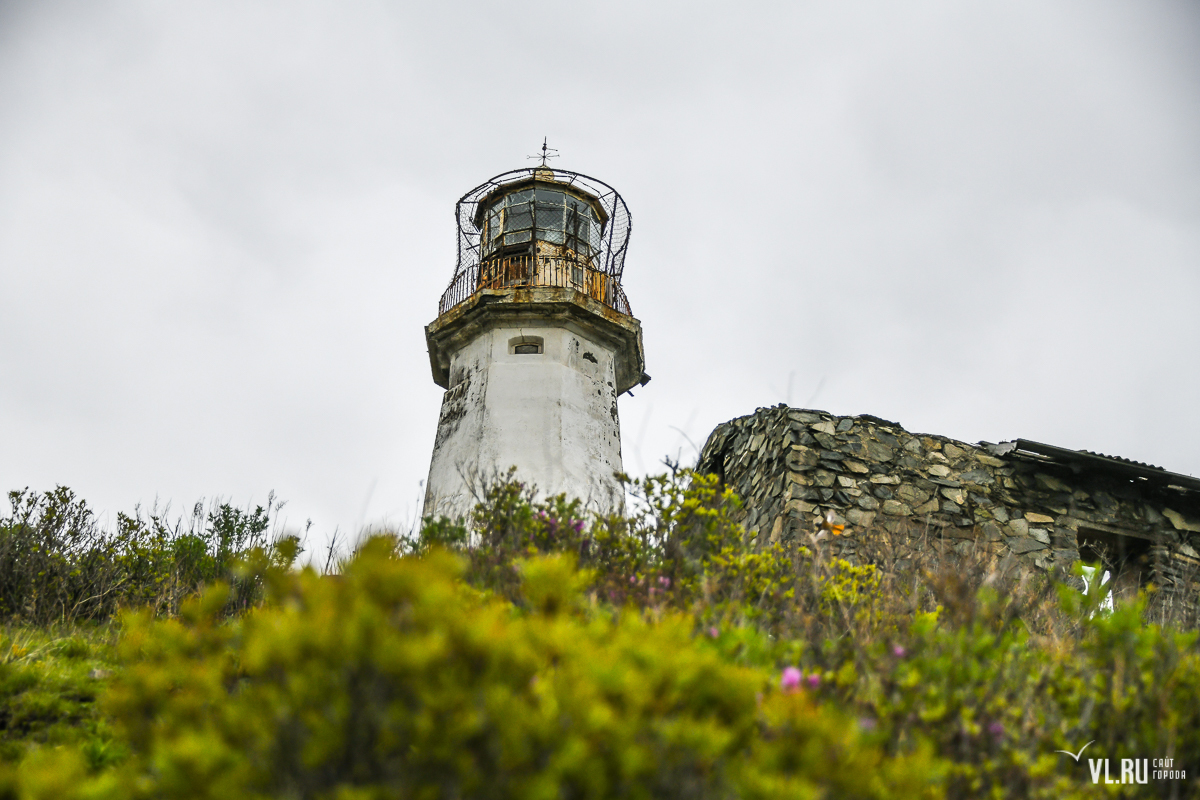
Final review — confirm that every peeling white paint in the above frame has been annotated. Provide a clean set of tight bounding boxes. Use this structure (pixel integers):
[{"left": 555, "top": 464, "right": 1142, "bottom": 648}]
[{"left": 424, "top": 319, "right": 624, "bottom": 521}]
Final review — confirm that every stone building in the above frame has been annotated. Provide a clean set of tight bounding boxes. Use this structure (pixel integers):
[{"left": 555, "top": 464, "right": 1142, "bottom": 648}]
[
  {"left": 697, "top": 405, "right": 1200, "bottom": 619},
  {"left": 423, "top": 164, "right": 648, "bottom": 520}
]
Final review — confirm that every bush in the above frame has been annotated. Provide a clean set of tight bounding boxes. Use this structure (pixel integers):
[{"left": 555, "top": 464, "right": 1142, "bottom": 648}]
[
  {"left": 408, "top": 472, "right": 1200, "bottom": 799},
  {"left": 2, "top": 474, "right": 1199, "bottom": 798},
  {"left": 0, "top": 488, "right": 290, "bottom": 625},
  {"left": 8, "top": 541, "right": 941, "bottom": 800}
]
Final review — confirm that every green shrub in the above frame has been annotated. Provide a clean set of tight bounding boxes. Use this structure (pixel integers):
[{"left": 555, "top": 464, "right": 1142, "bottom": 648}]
[
  {"left": 413, "top": 469, "right": 798, "bottom": 623},
  {"left": 8, "top": 541, "right": 941, "bottom": 800},
  {"left": 2, "top": 475, "right": 1199, "bottom": 798},
  {"left": 410, "top": 473, "right": 1200, "bottom": 799},
  {"left": 0, "top": 488, "right": 288, "bottom": 625}
]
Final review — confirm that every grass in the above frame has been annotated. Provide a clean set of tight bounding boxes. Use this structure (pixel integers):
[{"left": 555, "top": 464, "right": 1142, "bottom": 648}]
[{"left": 0, "top": 624, "right": 123, "bottom": 769}]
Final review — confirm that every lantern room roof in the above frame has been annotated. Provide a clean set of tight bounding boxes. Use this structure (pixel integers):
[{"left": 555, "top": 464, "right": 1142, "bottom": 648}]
[{"left": 471, "top": 174, "right": 609, "bottom": 230}]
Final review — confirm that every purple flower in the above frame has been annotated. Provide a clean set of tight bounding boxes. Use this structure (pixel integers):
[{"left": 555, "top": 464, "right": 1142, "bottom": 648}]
[
  {"left": 859, "top": 717, "right": 877, "bottom": 731},
  {"left": 781, "top": 667, "right": 802, "bottom": 691},
  {"left": 988, "top": 721, "right": 1005, "bottom": 738},
  {"left": 806, "top": 673, "right": 820, "bottom": 689},
  {"left": 892, "top": 645, "right": 906, "bottom": 658},
  {"left": 708, "top": 626, "right": 720, "bottom": 639},
  {"left": 571, "top": 519, "right": 584, "bottom": 533}
]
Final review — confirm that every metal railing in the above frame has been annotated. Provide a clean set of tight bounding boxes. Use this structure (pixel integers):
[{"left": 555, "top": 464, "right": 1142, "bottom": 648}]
[{"left": 438, "top": 253, "right": 631, "bottom": 316}]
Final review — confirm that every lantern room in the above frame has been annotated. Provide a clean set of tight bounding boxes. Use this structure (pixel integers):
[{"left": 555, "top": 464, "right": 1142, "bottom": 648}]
[
  {"left": 438, "top": 166, "right": 633, "bottom": 317},
  {"left": 476, "top": 177, "right": 607, "bottom": 262}
]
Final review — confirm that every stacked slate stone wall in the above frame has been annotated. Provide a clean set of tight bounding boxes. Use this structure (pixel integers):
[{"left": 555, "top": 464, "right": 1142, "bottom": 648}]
[{"left": 697, "top": 404, "right": 1200, "bottom": 621}]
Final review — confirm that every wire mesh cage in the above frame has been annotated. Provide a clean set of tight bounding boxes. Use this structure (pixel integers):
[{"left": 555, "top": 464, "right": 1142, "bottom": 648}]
[{"left": 438, "top": 167, "right": 632, "bottom": 316}]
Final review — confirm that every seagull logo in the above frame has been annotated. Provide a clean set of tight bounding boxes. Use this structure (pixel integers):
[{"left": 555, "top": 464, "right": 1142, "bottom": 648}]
[{"left": 1054, "top": 741, "right": 1095, "bottom": 762}]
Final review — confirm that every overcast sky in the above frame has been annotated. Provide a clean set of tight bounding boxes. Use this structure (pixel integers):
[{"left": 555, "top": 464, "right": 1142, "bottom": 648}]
[{"left": 2, "top": 0, "right": 1198, "bottom": 557}]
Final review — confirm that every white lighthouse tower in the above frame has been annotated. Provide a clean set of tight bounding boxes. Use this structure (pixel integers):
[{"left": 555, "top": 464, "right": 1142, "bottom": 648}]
[{"left": 423, "top": 159, "right": 648, "bottom": 521}]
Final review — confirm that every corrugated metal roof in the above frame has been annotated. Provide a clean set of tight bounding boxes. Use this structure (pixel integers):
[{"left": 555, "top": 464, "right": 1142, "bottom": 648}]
[
  {"left": 1079, "top": 450, "right": 1165, "bottom": 471},
  {"left": 999, "top": 439, "right": 1200, "bottom": 494}
]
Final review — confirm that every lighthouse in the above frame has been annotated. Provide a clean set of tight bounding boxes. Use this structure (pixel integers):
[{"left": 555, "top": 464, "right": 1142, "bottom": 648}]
[{"left": 423, "top": 160, "right": 648, "bottom": 521}]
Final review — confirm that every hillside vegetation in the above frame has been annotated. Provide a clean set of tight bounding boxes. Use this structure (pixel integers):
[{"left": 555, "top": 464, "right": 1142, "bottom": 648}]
[{"left": 0, "top": 476, "right": 1196, "bottom": 799}]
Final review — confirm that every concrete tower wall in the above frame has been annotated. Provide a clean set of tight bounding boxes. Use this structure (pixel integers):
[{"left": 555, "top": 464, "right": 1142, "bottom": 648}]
[{"left": 425, "top": 317, "right": 624, "bottom": 520}]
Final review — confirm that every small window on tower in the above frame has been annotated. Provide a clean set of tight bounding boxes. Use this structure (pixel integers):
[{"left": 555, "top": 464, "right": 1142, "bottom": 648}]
[{"left": 509, "top": 336, "right": 544, "bottom": 355}]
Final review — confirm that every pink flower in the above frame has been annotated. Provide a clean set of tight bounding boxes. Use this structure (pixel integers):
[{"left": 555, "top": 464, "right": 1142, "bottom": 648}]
[
  {"left": 708, "top": 626, "right": 720, "bottom": 639},
  {"left": 892, "top": 645, "right": 906, "bottom": 658},
  {"left": 806, "top": 673, "right": 820, "bottom": 689},
  {"left": 988, "top": 721, "right": 1005, "bottom": 738},
  {"left": 781, "top": 667, "right": 802, "bottom": 691}
]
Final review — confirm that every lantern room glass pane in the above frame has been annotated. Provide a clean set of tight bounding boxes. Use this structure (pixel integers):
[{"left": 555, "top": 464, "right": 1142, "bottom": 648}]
[
  {"left": 506, "top": 205, "right": 532, "bottom": 231},
  {"left": 536, "top": 206, "right": 563, "bottom": 229},
  {"left": 480, "top": 187, "right": 602, "bottom": 257}
]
